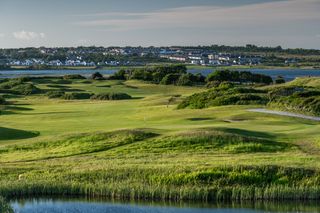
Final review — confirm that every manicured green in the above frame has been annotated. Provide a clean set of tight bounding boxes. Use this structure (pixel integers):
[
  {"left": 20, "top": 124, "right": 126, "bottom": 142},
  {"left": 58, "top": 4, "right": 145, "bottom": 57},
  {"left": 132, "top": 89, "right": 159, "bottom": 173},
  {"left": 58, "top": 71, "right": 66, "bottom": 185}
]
[{"left": 0, "top": 77, "right": 319, "bottom": 201}]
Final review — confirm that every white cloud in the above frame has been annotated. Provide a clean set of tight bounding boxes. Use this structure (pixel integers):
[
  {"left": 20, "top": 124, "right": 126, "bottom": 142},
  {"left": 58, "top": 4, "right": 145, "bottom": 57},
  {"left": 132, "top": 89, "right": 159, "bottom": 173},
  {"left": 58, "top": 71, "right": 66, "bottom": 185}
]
[
  {"left": 13, "top": 30, "right": 46, "bottom": 41},
  {"left": 74, "top": 0, "right": 320, "bottom": 31},
  {"left": 0, "top": 33, "right": 5, "bottom": 38}
]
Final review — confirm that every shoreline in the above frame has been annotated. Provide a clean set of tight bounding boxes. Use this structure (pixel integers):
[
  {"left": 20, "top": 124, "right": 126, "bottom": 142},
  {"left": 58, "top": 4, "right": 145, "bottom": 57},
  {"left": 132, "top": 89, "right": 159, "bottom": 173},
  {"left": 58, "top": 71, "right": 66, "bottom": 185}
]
[{"left": 1, "top": 65, "right": 320, "bottom": 71}]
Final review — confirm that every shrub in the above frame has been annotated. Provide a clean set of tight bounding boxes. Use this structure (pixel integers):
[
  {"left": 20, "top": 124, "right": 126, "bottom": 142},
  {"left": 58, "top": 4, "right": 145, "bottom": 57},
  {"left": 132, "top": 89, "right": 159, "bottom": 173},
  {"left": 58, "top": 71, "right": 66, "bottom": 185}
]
[
  {"left": 63, "top": 93, "right": 93, "bottom": 100},
  {"left": 206, "top": 70, "right": 273, "bottom": 85},
  {"left": 91, "top": 72, "right": 104, "bottom": 80},
  {"left": 178, "top": 86, "right": 268, "bottom": 109},
  {"left": 269, "top": 93, "right": 320, "bottom": 116},
  {"left": 11, "top": 83, "right": 41, "bottom": 95},
  {"left": 109, "top": 69, "right": 126, "bottom": 80},
  {"left": 206, "top": 81, "right": 221, "bottom": 88},
  {"left": 91, "top": 92, "right": 132, "bottom": 100},
  {"left": 63, "top": 74, "right": 86, "bottom": 80},
  {"left": 46, "top": 91, "right": 65, "bottom": 99},
  {"left": 268, "top": 86, "right": 304, "bottom": 100},
  {"left": 0, "top": 78, "right": 28, "bottom": 89},
  {"left": 0, "top": 96, "right": 6, "bottom": 105},
  {"left": 160, "top": 74, "right": 181, "bottom": 85},
  {"left": 176, "top": 74, "right": 193, "bottom": 86},
  {"left": 55, "top": 79, "right": 72, "bottom": 84},
  {"left": 275, "top": 76, "right": 286, "bottom": 84},
  {"left": 112, "top": 65, "right": 188, "bottom": 83}
]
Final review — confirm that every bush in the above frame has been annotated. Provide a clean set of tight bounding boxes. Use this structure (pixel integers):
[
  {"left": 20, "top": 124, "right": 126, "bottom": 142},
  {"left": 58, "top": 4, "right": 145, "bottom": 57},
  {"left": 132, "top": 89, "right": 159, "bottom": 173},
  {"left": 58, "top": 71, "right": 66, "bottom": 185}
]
[
  {"left": 11, "top": 83, "right": 41, "bottom": 95},
  {"left": 206, "top": 70, "right": 273, "bottom": 85},
  {"left": 268, "top": 86, "right": 304, "bottom": 99},
  {"left": 178, "top": 86, "right": 268, "bottom": 109},
  {"left": 91, "top": 92, "right": 132, "bottom": 100},
  {"left": 0, "top": 78, "right": 41, "bottom": 95},
  {"left": 206, "top": 81, "right": 221, "bottom": 88},
  {"left": 269, "top": 91, "right": 320, "bottom": 116},
  {"left": 176, "top": 74, "right": 193, "bottom": 86},
  {"left": 109, "top": 69, "right": 126, "bottom": 80},
  {"left": 55, "top": 79, "right": 72, "bottom": 84},
  {"left": 46, "top": 91, "right": 65, "bottom": 99},
  {"left": 91, "top": 72, "right": 104, "bottom": 80},
  {"left": 63, "top": 74, "right": 86, "bottom": 80},
  {"left": 0, "top": 96, "right": 6, "bottom": 105},
  {"left": 160, "top": 74, "right": 181, "bottom": 85},
  {"left": 275, "top": 76, "right": 286, "bottom": 84},
  {"left": 112, "top": 65, "right": 188, "bottom": 83},
  {"left": 0, "top": 78, "right": 29, "bottom": 89},
  {"left": 63, "top": 93, "right": 93, "bottom": 100}
]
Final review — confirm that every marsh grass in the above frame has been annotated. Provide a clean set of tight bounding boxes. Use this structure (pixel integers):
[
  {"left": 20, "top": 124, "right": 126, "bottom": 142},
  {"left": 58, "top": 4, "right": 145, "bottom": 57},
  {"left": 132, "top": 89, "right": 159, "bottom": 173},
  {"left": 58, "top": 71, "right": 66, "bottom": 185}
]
[{"left": 0, "top": 196, "right": 13, "bottom": 213}]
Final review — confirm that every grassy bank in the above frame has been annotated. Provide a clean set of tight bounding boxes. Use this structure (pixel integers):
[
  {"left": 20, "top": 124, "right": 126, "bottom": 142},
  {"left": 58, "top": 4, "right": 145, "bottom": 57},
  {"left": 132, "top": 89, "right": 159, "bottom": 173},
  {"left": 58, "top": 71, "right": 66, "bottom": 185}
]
[{"left": 0, "top": 77, "right": 320, "bottom": 201}]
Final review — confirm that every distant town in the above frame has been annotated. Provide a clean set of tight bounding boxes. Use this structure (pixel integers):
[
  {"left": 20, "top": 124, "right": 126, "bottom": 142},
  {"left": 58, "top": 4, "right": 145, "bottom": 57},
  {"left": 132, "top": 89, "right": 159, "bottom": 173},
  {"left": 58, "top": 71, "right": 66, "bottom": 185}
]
[{"left": 0, "top": 45, "right": 319, "bottom": 69}]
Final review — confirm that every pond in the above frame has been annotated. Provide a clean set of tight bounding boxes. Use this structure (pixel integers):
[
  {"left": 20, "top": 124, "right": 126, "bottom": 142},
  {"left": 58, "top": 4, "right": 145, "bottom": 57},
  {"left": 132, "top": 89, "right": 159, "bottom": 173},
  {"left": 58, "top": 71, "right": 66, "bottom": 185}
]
[
  {"left": 0, "top": 69, "right": 118, "bottom": 79},
  {"left": 9, "top": 198, "right": 320, "bottom": 213},
  {"left": 1, "top": 68, "right": 320, "bottom": 81},
  {"left": 189, "top": 68, "right": 320, "bottom": 81}
]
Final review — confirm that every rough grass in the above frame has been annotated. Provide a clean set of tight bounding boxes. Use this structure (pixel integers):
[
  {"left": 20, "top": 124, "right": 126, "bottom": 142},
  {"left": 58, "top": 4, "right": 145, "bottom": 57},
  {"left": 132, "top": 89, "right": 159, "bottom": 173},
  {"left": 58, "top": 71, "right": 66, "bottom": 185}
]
[
  {"left": 0, "top": 78, "right": 320, "bottom": 201},
  {"left": 0, "top": 129, "right": 157, "bottom": 162},
  {"left": 117, "top": 129, "right": 292, "bottom": 155}
]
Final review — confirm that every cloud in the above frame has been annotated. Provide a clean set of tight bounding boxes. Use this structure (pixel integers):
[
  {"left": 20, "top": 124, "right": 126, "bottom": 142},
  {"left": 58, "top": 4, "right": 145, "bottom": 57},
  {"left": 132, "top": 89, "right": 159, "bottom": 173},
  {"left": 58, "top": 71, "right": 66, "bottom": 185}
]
[
  {"left": 74, "top": 0, "right": 320, "bottom": 31},
  {"left": 0, "top": 33, "right": 5, "bottom": 38},
  {"left": 13, "top": 30, "right": 46, "bottom": 41}
]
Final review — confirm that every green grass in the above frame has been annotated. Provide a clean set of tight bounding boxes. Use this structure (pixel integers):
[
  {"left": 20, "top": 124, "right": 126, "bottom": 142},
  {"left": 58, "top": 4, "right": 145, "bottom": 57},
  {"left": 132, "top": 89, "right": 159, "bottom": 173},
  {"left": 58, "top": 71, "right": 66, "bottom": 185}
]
[{"left": 0, "top": 78, "right": 320, "bottom": 201}]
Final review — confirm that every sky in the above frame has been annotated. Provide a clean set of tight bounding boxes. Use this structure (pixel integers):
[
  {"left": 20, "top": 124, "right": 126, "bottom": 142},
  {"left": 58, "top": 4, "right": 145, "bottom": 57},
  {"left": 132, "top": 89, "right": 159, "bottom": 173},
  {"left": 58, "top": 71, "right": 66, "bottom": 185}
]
[{"left": 0, "top": 0, "right": 319, "bottom": 49}]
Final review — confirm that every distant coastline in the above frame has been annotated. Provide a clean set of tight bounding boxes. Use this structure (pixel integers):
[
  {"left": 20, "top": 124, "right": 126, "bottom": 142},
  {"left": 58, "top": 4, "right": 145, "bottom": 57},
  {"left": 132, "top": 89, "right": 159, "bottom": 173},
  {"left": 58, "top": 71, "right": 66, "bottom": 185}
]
[{"left": 1, "top": 64, "right": 320, "bottom": 71}]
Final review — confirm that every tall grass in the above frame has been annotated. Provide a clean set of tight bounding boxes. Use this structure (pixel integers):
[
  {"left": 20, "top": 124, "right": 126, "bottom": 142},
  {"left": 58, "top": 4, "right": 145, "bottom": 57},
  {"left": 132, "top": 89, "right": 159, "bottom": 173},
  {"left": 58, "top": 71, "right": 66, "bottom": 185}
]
[
  {"left": 0, "top": 196, "right": 13, "bottom": 213},
  {"left": 0, "top": 178, "right": 319, "bottom": 201}
]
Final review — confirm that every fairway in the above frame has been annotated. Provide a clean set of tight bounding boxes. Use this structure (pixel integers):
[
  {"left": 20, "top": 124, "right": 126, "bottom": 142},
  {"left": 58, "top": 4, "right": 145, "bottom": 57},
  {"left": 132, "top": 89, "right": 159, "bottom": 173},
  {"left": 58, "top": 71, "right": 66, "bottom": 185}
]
[{"left": 0, "top": 78, "right": 320, "bottom": 201}]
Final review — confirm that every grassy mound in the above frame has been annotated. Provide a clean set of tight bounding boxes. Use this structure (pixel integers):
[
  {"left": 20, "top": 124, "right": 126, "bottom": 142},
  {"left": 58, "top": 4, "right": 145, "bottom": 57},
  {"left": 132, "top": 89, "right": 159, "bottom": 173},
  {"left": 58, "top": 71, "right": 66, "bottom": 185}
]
[
  {"left": 0, "top": 127, "right": 39, "bottom": 141},
  {"left": 178, "top": 85, "right": 267, "bottom": 109},
  {"left": 91, "top": 92, "right": 132, "bottom": 100},
  {"left": 268, "top": 86, "right": 320, "bottom": 116},
  {"left": 0, "top": 129, "right": 157, "bottom": 162},
  {"left": 46, "top": 91, "right": 65, "bottom": 99},
  {"left": 0, "top": 78, "right": 41, "bottom": 95},
  {"left": 63, "top": 92, "right": 93, "bottom": 100},
  {"left": 123, "top": 129, "right": 291, "bottom": 154},
  {"left": 63, "top": 74, "right": 86, "bottom": 80},
  {"left": 288, "top": 77, "right": 320, "bottom": 89}
]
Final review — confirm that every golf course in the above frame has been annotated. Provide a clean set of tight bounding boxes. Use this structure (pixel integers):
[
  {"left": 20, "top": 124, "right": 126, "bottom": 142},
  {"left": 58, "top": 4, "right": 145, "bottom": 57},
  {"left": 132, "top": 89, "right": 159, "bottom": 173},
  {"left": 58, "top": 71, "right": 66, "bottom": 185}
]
[{"left": 0, "top": 67, "right": 320, "bottom": 203}]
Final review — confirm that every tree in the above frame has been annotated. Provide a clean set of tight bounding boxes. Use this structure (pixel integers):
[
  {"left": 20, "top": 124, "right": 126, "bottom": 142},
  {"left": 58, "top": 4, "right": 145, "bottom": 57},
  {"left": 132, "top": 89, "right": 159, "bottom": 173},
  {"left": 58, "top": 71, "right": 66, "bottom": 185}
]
[
  {"left": 275, "top": 76, "right": 286, "bottom": 84},
  {"left": 160, "top": 74, "right": 181, "bottom": 85},
  {"left": 177, "top": 74, "right": 193, "bottom": 86},
  {"left": 91, "top": 72, "right": 104, "bottom": 80}
]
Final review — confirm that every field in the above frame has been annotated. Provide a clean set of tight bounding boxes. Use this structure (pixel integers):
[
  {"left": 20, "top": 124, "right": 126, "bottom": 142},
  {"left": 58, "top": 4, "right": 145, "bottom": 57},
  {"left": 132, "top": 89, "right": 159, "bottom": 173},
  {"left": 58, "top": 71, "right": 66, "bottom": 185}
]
[{"left": 0, "top": 77, "right": 320, "bottom": 201}]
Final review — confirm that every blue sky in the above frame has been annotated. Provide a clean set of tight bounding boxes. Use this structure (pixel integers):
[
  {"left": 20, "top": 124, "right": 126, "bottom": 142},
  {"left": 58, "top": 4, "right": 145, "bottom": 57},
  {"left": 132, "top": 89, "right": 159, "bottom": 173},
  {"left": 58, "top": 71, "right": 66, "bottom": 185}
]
[{"left": 0, "top": 0, "right": 319, "bottom": 48}]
